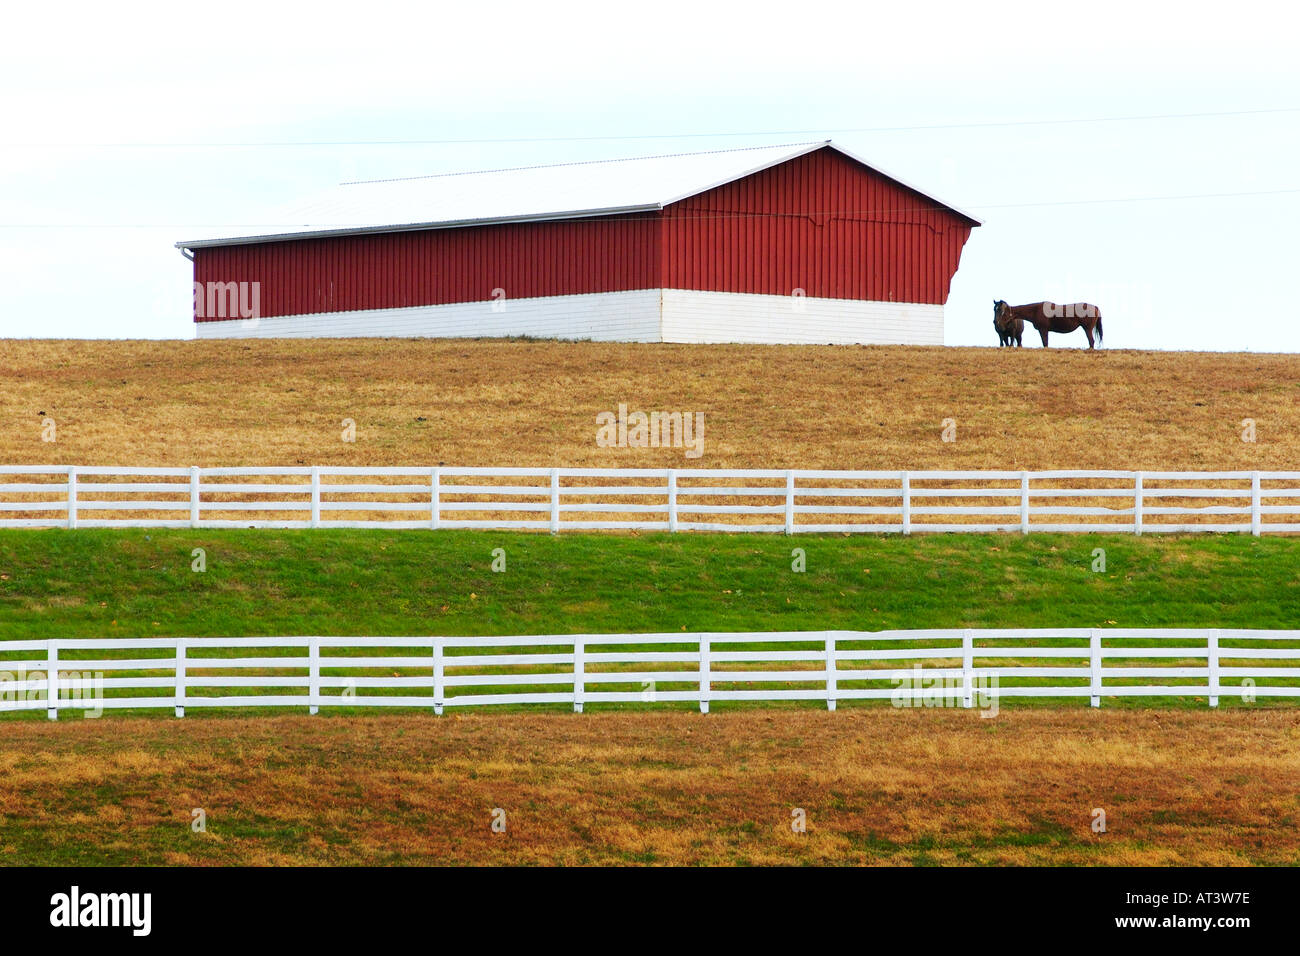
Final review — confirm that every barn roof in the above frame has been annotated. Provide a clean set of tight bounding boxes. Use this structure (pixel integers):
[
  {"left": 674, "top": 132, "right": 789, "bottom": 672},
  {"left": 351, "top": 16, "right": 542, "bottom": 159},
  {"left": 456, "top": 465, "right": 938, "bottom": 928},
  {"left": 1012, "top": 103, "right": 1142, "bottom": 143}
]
[{"left": 176, "top": 141, "right": 981, "bottom": 251}]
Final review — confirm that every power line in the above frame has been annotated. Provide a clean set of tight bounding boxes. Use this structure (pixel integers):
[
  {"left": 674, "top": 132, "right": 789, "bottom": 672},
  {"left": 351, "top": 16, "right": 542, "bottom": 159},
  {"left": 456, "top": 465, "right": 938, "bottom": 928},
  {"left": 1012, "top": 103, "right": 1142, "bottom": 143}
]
[
  {"left": 971, "top": 186, "right": 1300, "bottom": 209},
  {"left": 5, "top": 106, "right": 1298, "bottom": 149}
]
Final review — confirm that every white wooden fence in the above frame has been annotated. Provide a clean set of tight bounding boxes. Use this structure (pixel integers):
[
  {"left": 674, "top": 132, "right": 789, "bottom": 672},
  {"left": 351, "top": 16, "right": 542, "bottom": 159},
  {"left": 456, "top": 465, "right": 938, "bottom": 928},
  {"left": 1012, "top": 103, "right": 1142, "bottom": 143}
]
[
  {"left": 3, "top": 630, "right": 1297, "bottom": 718},
  {"left": 2, "top": 465, "right": 1299, "bottom": 533}
]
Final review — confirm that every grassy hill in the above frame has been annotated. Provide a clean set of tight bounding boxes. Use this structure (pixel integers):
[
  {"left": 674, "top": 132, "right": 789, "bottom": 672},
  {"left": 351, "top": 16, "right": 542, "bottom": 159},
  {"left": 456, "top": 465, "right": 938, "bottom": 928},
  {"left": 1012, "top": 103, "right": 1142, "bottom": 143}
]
[
  {"left": 4, "top": 524, "right": 1299, "bottom": 865},
  {"left": 2, "top": 528, "right": 1296, "bottom": 639},
  {"left": 4, "top": 338, "right": 1299, "bottom": 868},
  {"left": 6, "top": 708, "right": 1298, "bottom": 866},
  {"left": 4, "top": 339, "right": 1297, "bottom": 469}
]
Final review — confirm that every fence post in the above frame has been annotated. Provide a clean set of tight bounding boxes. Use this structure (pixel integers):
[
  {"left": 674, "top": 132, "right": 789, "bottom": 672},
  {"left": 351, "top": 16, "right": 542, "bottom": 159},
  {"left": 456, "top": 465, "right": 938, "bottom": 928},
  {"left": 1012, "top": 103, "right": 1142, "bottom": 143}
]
[
  {"left": 785, "top": 470, "right": 795, "bottom": 535},
  {"left": 901, "top": 471, "right": 911, "bottom": 535},
  {"left": 667, "top": 469, "right": 678, "bottom": 533},
  {"left": 1020, "top": 472, "right": 1030, "bottom": 535},
  {"left": 46, "top": 642, "right": 58, "bottom": 721},
  {"left": 310, "top": 466, "right": 321, "bottom": 529},
  {"left": 66, "top": 466, "right": 77, "bottom": 530},
  {"left": 309, "top": 638, "right": 320, "bottom": 715},
  {"left": 1250, "top": 471, "right": 1261, "bottom": 537},
  {"left": 962, "top": 630, "right": 974, "bottom": 708},
  {"left": 1090, "top": 629, "right": 1102, "bottom": 708},
  {"left": 573, "top": 639, "right": 585, "bottom": 713},
  {"left": 699, "top": 637, "right": 710, "bottom": 715},
  {"left": 430, "top": 467, "right": 441, "bottom": 530},
  {"left": 1208, "top": 630, "right": 1220, "bottom": 708},
  {"left": 1133, "top": 472, "right": 1143, "bottom": 536},
  {"left": 175, "top": 639, "right": 186, "bottom": 718},
  {"left": 189, "top": 466, "right": 201, "bottom": 528},
  {"left": 433, "top": 638, "right": 444, "bottom": 716},
  {"left": 549, "top": 468, "right": 560, "bottom": 534},
  {"left": 825, "top": 635, "right": 837, "bottom": 712}
]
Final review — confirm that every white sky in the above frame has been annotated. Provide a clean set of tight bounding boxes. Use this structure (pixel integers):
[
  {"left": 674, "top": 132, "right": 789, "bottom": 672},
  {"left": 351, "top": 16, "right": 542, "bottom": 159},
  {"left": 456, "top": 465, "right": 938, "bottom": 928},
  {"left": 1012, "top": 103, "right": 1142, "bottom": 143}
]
[{"left": 1, "top": 0, "right": 1297, "bottom": 350}]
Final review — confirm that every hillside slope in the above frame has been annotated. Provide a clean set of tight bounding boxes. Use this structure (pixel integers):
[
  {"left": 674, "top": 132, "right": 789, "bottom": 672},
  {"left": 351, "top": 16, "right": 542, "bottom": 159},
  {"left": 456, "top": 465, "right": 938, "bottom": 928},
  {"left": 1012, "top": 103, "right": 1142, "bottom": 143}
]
[{"left": 3, "top": 340, "right": 1297, "bottom": 469}]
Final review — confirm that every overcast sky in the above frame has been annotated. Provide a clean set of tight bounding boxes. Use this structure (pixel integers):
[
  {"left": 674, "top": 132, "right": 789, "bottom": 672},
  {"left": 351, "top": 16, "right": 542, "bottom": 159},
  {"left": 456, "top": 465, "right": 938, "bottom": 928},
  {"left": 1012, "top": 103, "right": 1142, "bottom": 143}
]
[{"left": 2, "top": 0, "right": 1297, "bottom": 350}]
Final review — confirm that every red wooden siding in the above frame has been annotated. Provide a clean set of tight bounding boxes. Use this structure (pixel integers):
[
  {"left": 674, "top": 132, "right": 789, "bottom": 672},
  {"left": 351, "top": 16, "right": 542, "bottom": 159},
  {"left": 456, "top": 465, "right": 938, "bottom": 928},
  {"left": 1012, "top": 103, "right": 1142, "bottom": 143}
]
[
  {"left": 194, "top": 213, "right": 661, "bottom": 321},
  {"left": 660, "top": 147, "right": 973, "bottom": 305}
]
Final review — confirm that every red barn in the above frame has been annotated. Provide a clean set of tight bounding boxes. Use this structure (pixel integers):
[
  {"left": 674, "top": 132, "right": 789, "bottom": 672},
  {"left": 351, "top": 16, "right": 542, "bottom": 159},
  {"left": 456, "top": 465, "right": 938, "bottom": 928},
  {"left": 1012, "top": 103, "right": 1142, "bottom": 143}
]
[{"left": 177, "top": 141, "right": 980, "bottom": 343}]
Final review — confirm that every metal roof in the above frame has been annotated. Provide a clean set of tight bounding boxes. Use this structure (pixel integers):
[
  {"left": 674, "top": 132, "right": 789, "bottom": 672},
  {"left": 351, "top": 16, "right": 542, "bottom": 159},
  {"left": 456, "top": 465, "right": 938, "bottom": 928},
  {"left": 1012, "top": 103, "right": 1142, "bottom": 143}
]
[{"left": 175, "top": 141, "right": 981, "bottom": 250}]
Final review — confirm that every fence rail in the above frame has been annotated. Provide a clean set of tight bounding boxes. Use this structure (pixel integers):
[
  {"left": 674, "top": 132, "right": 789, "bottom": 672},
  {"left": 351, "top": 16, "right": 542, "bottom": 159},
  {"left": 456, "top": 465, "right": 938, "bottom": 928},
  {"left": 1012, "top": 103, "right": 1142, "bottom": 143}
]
[
  {"left": 2, "top": 466, "right": 1299, "bottom": 533},
  {"left": 3, "top": 630, "right": 1298, "bottom": 718}
]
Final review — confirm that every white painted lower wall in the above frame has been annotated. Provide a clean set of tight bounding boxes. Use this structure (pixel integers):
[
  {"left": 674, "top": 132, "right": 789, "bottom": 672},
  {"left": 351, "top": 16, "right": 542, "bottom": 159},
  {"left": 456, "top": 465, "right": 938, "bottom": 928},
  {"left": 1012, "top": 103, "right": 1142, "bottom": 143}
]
[
  {"left": 194, "top": 289, "right": 663, "bottom": 342},
  {"left": 194, "top": 288, "right": 944, "bottom": 344},
  {"left": 662, "top": 289, "right": 944, "bottom": 345}
]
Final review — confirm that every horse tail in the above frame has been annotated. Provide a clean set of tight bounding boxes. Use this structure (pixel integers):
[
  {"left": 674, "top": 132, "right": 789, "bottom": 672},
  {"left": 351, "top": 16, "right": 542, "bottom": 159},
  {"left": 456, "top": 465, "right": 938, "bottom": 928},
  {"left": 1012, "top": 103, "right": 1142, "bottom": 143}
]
[{"left": 1096, "top": 310, "right": 1103, "bottom": 344}]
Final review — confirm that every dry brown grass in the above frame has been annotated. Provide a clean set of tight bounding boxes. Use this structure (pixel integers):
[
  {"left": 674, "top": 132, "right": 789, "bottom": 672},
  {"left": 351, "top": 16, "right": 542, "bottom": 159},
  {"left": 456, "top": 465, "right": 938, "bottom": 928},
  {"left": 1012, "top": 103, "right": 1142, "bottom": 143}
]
[
  {"left": 4, "top": 339, "right": 1299, "bottom": 469},
  {"left": 2, "top": 708, "right": 1298, "bottom": 866}
]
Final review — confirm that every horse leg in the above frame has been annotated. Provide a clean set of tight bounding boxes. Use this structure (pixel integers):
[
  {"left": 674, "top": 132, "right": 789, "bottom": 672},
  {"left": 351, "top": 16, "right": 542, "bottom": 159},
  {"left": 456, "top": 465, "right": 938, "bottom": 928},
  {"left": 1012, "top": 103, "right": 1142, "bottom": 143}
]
[
  {"left": 1039, "top": 327, "right": 1049, "bottom": 347},
  {"left": 1084, "top": 324, "right": 1095, "bottom": 349}
]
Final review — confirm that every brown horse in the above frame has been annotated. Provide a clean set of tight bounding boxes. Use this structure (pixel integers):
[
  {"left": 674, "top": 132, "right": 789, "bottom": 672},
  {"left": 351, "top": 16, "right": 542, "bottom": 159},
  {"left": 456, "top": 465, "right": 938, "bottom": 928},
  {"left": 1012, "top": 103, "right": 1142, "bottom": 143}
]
[
  {"left": 992, "top": 300, "right": 1023, "bottom": 346},
  {"left": 994, "top": 300, "right": 1103, "bottom": 348}
]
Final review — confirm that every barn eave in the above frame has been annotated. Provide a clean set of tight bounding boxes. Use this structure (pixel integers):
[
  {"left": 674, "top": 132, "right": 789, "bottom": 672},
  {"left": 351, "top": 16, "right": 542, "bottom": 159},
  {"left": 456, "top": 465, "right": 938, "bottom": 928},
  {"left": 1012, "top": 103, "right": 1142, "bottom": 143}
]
[{"left": 174, "top": 202, "right": 663, "bottom": 251}]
